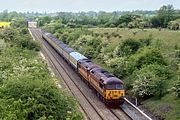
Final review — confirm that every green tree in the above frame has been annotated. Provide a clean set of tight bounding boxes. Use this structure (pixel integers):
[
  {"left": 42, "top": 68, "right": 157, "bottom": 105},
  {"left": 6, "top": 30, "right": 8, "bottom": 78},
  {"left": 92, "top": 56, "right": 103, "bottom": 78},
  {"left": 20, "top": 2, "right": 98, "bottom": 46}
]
[
  {"left": 114, "top": 39, "right": 141, "bottom": 57},
  {"left": 157, "top": 5, "right": 175, "bottom": 27},
  {"left": 151, "top": 16, "right": 161, "bottom": 28},
  {"left": 132, "top": 64, "right": 170, "bottom": 98}
]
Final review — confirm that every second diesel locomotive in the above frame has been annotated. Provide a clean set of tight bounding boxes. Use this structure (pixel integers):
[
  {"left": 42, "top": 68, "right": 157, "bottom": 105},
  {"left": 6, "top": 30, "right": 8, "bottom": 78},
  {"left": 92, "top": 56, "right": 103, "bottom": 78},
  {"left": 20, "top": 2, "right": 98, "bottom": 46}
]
[{"left": 42, "top": 32, "right": 125, "bottom": 104}]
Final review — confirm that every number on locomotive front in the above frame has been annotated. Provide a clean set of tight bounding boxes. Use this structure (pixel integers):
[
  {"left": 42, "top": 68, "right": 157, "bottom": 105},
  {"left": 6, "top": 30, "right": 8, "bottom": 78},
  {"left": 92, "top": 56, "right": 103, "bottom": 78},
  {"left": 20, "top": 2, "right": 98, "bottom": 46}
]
[{"left": 105, "top": 83, "right": 125, "bottom": 100}]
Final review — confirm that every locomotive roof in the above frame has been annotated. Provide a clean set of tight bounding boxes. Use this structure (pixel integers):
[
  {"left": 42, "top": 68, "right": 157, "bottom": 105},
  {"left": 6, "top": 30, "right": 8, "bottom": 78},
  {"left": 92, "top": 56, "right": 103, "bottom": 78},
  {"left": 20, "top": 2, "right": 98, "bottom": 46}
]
[
  {"left": 103, "top": 77, "right": 123, "bottom": 84},
  {"left": 70, "top": 52, "right": 87, "bottom": 61},
  {"left": 90, "top": 67, "right": 114, "bottom": 78},
  {"left": 79, "top": 59, "right": 99, "bottom": 70},
  {"left": 90, "top": 67, "right": 123, "bottom": 84}
]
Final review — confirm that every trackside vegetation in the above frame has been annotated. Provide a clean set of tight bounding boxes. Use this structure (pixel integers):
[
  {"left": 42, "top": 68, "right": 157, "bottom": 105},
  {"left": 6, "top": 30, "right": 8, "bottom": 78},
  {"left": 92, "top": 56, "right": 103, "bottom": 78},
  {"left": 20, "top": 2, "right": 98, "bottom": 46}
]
[{"left": 0, "top": 26, "right": 82, "bottom": 119}]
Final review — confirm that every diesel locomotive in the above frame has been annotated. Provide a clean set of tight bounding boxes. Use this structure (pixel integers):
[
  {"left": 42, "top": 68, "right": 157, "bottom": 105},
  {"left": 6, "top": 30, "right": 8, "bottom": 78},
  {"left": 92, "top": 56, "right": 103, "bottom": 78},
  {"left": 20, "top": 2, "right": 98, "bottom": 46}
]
[{"left": 42, "top": 32, "right": 125, "bottom": 104}]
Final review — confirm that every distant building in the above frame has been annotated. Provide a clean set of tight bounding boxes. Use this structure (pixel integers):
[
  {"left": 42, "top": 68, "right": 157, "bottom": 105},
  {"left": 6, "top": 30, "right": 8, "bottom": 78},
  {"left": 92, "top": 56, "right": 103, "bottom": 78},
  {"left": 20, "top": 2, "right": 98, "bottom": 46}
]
[{"left": 27, "top": 21, "right": 38, "bottom": 28}]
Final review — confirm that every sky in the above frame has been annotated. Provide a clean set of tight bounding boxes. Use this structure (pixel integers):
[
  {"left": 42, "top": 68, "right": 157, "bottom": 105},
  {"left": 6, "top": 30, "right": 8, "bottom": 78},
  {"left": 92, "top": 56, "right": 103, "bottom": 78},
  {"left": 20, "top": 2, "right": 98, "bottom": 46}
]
[{"left": 0, "top": 0, "right": 180, "bottom": 13}]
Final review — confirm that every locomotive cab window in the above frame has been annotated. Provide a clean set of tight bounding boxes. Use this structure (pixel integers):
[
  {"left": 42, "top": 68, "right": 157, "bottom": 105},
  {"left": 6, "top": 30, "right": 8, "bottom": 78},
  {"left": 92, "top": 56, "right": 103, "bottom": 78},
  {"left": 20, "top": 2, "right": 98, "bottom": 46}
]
[
  {"left": 106, "top": 84, "right": 123, "bottom": 90},
  {"left": 116, "top": 84, "right": 123, "bottom": 89}
]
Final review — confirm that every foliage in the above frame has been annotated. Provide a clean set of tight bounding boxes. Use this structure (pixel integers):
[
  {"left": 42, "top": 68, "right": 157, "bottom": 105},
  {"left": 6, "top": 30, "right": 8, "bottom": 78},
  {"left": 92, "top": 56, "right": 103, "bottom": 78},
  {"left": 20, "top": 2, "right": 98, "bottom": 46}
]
[
  {"left": 168, "top": 19, "right": 180, "bottom": 30},
  {"left": 157, "top": 5, "right": 175, "bottom": 27},
  {"left": 38, "top": 16, "right": 52, "bottom": 27},
  {"left": 72, "top": 35, "right": 101, "bottom": 58},
  {"left": 0, "top": 27, "right": 82, "bottom": 119},
  {"left": 127, "top": 47, "right": 166, "bottom": 72},
  {"left": 172, "top": 77, "right": 180, "bottom": 97},
  {"left": 0, "top": 10, "right": 25, "bottom": 22},
  {"left": 132, "top": 64, "right": 171, "bottom": 98},
  {"left": 0, "top": 78, "right": 81, "bottom": 120},
  {"left": 105, "top": 57, "right": 127, "bottom": 78},
  {"left": 150, "top": 16, "right": 161, "bottom": 28},
  {"left": 1, "top": 5, "right": 180, "bottom": 29},
  {"left": 114, "top": 39, "right": 141, "bottom": 57},
  {"left": 1, "top": 27, "right": 40, "bottom": 51},
  {"left": 11, "top": 18, "right": 27, "bottom": 28}
]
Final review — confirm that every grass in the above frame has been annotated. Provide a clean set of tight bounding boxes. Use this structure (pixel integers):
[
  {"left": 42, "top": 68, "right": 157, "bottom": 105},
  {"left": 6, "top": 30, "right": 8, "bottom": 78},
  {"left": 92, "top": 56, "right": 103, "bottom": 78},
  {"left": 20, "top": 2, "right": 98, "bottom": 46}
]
[
  {"left": 142, "top": 93, "right": 180, "bottom": 120},
  {"left": 89, "top": 28, "right": 180, "bottom": 46},
  {"left": 0, "top": 22, "right": 10, "bottom": 28}
]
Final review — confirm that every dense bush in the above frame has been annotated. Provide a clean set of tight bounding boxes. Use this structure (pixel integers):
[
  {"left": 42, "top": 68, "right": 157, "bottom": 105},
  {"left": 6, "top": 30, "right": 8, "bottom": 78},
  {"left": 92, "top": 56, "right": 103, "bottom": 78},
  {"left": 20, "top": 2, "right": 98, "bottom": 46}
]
[
  {"left": 2, "top": 27, "right": 40, "bottom": 51},
  {"left": 172, "top": 78, "right": 180, "bottom": 97},
  {"left": 131, "top": 64, "right": 171, "bottom": 98},
  {"left": 1, "top": 27, "right": 17, "bottom": 43},
  {"left": 168, "top": 20, "right": 180, "bottom": 30},
  {"left": 72, "top": 35, "right": 102, "bottom": 58},
  {"left": 105, "top": 57, "right": 127, "bottom": 78},
  {"left": 114, "top": 39, "right": 141, "bottom": 57},
  {"left": 0, "top": 78, "right": 81, "bottom": 120},
  {"left": 127, "top": 47, "right": 166, "bottom": 72},
  {"left": 17, "top": 37, "right": 40, "bottom": 51},
  {"left": 175, "top": 49, "right": 180, "bottom": 61}
]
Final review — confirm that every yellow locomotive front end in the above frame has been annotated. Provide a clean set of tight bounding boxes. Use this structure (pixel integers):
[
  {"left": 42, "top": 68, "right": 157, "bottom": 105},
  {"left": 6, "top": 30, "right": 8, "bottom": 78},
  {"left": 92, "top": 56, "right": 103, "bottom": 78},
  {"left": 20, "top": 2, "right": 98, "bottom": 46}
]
[
  {"left": 105, "top": 90, "right": 125, "bottom": 100},
  {"left": 104, "top": 79, "right": 125, "bottom": 104}
]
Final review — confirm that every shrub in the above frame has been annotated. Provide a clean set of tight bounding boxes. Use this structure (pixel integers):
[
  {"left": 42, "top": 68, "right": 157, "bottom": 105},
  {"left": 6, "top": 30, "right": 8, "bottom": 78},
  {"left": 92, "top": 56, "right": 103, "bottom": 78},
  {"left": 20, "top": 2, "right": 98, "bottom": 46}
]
[
  {"left": 172, "top": 78, "right": 180, "bottom": 97},
  {"left": 20, "top": 27, "right": 28, "bottom": 34},
  {"left": 127, "top": 47, "right": 166, "bottom": 73},
  {"left": 72, "top": 35, "right": 102, "bottom": 58},
  {"left": 175, "top": 49, "right": 180, "bottom": 61},
  {"left": 114, "top": 39, "right": 141, "bottom": 57},
  {"left": 81, "top": 46, "right": 96, "bottom": 59},
  {"left": 139, "top": 38, "right": 152, "bottom": 46},
  {"left": 60, "top": 33, "right": 69, "bottom": 44},
  {"left": 111, "top": 32, "right": 119, "bottom": 37},
  {"left": 16, "top": 36, "right": 40, "bottom": 51},
  {"left": 105, "top": 57, "right": 127, "bottom": 78},
  {"left": 1, "top": 28, "right": 17, "bottom": 43},
  {"left": 0, "top": 78, "right": 82, "bottom": 120},
  {"left": 132, "top": 64, "right": 171, "bottom": 98},
  {"left": 168, "top": 20, "right": 180, "bottom": 30}
]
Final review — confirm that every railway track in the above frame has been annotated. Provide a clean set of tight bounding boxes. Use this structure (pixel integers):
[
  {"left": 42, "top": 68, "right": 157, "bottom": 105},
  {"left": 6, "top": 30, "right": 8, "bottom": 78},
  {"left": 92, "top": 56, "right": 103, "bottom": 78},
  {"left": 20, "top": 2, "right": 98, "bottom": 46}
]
[{"left": 29, "top": 28, "right": 153, "bottom": 120}]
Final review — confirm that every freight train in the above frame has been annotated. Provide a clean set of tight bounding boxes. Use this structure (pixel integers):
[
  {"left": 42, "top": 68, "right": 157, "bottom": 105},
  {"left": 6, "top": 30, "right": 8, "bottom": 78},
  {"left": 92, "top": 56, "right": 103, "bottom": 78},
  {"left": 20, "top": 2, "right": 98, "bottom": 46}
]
[{"left": 42, "top": 32, "right": 125, "bottom": 104}]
